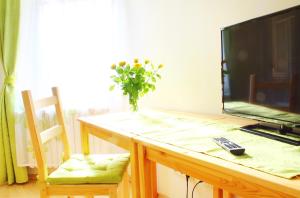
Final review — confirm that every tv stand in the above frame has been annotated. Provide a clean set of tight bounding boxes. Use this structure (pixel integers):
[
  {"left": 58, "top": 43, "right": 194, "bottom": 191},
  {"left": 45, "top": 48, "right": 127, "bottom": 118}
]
[{"left": 240, "top": 123, "right": 300, "bottom": 146}]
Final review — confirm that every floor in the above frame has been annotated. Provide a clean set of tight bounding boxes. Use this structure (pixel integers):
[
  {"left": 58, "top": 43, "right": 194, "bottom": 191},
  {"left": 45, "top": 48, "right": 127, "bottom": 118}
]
[{"left": 0, "top": 182, "right": 108, "bottom": 198}]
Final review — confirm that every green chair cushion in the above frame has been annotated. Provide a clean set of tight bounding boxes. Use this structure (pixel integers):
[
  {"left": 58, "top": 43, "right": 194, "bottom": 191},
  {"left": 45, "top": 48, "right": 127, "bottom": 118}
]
[{"left": 47, "top": 153, "right": 130, "bottom": 184}]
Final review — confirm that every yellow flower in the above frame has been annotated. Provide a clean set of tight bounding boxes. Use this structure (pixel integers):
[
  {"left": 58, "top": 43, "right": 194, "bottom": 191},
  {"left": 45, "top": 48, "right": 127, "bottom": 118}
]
[
  {"left": 158, "top": 64, "right": 164, "bottom": 69},
  {"left": 145, "top": 59, "right": 150, "bottom": 64},
  {"left": 134, "top": 58, "right": 139, "bottom": 63},
  {"left": 111, "top": 64, "right": 116, "bottom": 69},
  {"left": 119, "top": 61, "right": 126, "bottom": 67},
  {"left": 134, "top": 63, "right": 142, "bottom": 68}
]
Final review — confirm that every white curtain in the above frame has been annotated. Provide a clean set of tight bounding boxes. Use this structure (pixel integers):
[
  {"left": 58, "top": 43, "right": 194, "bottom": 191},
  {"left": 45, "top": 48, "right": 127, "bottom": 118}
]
[{"left": 15, "top": 0, "right": 130, "bottom": 167}]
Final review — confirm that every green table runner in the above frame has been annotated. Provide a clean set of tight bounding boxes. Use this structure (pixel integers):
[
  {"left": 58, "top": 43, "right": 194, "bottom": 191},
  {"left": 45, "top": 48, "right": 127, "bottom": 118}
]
[{"left": 101, "top": 111, "right": 300, "bottom": 179}]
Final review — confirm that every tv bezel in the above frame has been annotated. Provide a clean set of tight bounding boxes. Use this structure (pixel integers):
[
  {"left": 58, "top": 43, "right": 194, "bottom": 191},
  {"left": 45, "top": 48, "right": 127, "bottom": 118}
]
[{"left": 220, "top": 5, "right": 300, "bottom": 144}]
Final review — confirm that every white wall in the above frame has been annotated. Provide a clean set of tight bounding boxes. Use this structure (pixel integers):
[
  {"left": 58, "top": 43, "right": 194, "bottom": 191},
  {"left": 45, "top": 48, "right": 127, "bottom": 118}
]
[
  {"left": 126, "top": 0, "right": 300, "bottom": 114},
  {"left": 125, "top": 0, "right": 300, "bottom": 197}
]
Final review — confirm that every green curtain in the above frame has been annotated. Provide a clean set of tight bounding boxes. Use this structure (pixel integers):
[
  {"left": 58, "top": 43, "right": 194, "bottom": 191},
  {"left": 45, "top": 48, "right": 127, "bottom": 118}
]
[{"left": 0, "top": 0, "right": 28, "bottom": 184}]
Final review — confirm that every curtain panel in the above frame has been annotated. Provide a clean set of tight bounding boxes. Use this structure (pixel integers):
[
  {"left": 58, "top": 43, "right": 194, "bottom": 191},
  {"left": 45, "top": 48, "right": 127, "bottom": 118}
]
[
  {"left": 0, "top": 0, "right": 28, "bottom": 184},
  {"left": 15, "top": 0, "right": 129, "bottom": 167}
]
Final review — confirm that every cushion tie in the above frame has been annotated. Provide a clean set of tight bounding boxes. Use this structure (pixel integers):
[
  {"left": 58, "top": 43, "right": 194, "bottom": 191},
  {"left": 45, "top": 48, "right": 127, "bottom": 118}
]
[{"left": 4, "top": 76, "right": 15, "bottom": 86}]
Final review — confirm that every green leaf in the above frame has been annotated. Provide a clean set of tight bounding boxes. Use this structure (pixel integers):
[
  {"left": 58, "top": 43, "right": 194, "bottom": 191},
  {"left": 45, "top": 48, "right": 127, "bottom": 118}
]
[
  {"left": 113, "top": 77, "right": 121, "bottom": 83},
  {"left": 116, "top": 67, "right": 123, "bottom": 74},
  {"left": 148, "top": 84, "right": 156, "bottom": 91},
  {"left": 139, "top": 67, "right": 145, "bottom": 73},
  {"left": 109, "top": 85, "right": 115, "bottom": 91},
  {"left": 144, "top": 87, "right": 149, "bottom": 93}
]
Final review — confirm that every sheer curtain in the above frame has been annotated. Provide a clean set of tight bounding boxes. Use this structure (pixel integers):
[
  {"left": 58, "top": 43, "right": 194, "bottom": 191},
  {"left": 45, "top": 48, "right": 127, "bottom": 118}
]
[{"left": 15, "top": 0, "right": 129, "bottom": 167}]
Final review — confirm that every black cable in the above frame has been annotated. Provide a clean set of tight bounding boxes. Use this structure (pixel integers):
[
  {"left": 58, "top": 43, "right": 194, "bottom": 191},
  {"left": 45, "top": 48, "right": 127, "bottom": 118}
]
[
  {"left": 192, "top": 180, "right": 203, "bottom": 198},
  {"left": 186, "top": 175, "right": 190, "bottom": 198}
]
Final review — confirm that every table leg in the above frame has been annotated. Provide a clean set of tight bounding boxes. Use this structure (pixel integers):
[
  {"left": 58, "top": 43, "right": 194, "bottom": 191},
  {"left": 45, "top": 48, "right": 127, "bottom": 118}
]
[
  {"left": 150, "top": 161, "right": 158, "bottom": 198},
  {"left": 223, "top": 191, "right": 234, "bottom": 198},
  {"left": 130, "top": 142, "right": 140, "bottom": 198},
  {"left": 213, "top": 187, "right": 223, "bottom": 198},
  {"left": 80, "top": 123, "right": 90, "bottom": 154},
  {"left": 138, "top": 144, "right": 152, "bottom": 198}
]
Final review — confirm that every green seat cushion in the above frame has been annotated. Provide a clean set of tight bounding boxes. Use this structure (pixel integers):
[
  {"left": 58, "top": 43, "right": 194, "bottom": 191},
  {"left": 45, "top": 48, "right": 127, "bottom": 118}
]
[{"left": 47, "top": 153, "right": 130, "bottom": 184}]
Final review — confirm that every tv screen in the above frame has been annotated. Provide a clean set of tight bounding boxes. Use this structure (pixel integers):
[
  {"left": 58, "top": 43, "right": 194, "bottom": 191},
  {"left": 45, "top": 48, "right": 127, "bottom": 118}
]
[{"left": 221, "top": 6, "right": 300, "bottom": 134}]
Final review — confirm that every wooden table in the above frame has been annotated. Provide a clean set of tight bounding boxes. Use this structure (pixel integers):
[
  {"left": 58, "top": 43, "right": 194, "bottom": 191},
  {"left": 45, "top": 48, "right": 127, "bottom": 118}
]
[{"left": 78, "top": 110, "right": 300, "bottom": 198}]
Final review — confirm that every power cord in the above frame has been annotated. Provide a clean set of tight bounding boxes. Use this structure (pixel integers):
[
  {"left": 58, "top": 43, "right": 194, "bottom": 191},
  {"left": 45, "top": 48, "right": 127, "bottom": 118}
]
[
  {"left": 186, "top": 175, "right": 190, "bottom": 198},
  {"left": 192, "top": 180, "right": 203, "bottom": 198}
]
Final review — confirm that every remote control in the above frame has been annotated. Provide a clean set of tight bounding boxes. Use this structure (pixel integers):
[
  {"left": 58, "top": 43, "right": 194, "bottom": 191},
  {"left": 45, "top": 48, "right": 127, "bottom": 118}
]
[{"left": 213, "top": 137, "right": 245, "bottom": 156}]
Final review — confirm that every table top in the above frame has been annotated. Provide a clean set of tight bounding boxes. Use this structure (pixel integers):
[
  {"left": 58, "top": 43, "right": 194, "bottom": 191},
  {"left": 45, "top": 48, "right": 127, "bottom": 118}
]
[{"left": 78, "top": 109, "right": 300, "bottom": 197}]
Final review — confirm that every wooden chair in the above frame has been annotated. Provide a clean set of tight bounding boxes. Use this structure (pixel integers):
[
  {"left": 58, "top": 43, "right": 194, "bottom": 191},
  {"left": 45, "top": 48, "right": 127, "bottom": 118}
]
[{"left": 22, "top": 87, "right": 130, "bottom": 198}]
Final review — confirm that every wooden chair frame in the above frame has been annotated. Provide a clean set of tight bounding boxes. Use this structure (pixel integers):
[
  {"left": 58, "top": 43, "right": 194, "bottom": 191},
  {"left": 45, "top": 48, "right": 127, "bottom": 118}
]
[
  {"left": 22, "top": 87, "right": 129, "bottom": 198},
  {"left": 249, "top": 74, "right": 297, "bottom": 111}
]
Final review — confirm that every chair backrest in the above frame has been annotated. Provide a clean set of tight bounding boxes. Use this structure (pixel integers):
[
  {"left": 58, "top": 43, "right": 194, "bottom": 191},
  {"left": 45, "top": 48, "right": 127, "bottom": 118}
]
[
  {"left": 249, "top": 74, "right": 297, "bottom": 111},
  {"left": 22, "top": 87, "right": 71, "bottom": 182}
]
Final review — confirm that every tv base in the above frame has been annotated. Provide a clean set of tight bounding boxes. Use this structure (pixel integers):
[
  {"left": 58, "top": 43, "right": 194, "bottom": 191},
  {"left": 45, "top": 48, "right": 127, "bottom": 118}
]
[{"left": 240, "top": 124, "right": 300, "bottom": 146}]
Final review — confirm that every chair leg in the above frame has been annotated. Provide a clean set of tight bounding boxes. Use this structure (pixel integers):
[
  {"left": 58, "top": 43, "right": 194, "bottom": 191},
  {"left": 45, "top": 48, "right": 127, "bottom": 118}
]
[
  {"left": 39, "top": 183, "right": 48, "bottom": 198},
  {"left": 117, "top": 169, "right": 130, "bottom": 198},
  {"left": 122, "top": 171, "right": 130, "bottom": 198},
  {"left": 40, "top": 190, "right": 47, "bottom": 198},
  {"left": 109, "top": 189, "right": 117, "bottom": 198}
]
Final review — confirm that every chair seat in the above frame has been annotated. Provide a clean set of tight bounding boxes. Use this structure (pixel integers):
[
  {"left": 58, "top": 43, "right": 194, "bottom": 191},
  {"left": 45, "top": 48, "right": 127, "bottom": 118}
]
[{"left": 47, "top": 153, "right": 130, "bottom": 185}]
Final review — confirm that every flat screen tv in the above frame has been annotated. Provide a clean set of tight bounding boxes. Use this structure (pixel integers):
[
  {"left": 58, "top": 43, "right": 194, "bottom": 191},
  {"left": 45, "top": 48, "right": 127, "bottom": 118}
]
[{"left": 221, "top": 5, "right": 300, "bottom": 145}]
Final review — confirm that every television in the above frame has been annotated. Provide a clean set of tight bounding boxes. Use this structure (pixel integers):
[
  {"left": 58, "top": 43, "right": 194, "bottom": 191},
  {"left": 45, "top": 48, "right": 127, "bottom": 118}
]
[{"left": 221, "top": 5, "right": 300, "bottom": 145}]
